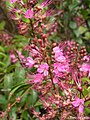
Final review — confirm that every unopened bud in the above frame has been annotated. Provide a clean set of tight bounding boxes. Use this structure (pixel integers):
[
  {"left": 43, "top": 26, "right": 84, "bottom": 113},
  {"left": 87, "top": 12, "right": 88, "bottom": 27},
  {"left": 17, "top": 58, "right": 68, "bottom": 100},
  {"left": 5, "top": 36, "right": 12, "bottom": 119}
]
[{"left": 52, "top": 42, "right": 57, "bottom": 47}]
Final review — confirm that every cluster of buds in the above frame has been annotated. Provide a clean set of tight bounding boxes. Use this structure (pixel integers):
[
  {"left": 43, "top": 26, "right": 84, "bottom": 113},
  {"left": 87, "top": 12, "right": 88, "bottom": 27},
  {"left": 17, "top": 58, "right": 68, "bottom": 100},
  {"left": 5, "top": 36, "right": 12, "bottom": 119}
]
[
  {"left": 0, "top": 31, "right": 12, "bottom": 45},
  {"left": 7, "top": 0, "right": 56, "bottom": 36}
]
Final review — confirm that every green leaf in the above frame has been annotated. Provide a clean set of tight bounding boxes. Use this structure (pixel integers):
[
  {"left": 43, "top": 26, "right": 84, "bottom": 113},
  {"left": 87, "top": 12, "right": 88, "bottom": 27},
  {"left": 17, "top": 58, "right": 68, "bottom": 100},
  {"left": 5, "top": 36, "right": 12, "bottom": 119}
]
[
  {"left": 82, "top": 77, "right": 90, "bottom": 82},
  {"left": 0, "top": 95, "right": 7, "bottom": 105},
  {"left": 22, "top": 110, "right": 29, "bottom": 120},
  {"left": 8, "top": 107, "right": 17, "bottom": 120},
  {"left": 0, "top": 95, "right": 7, "bottom": 110},
  {"left": 76, "top": 39, "right": 83, "bottom": 44},
  {"left": 73, "top": 29, "right": 80, "bottom": 37},
  {"left": 78, "top": 26, "right": 87, "bottom": 34},
  {"left": 85, "top": 108, "right": 90, "bottom": 115},
  {"left": 84, "top": 32, "right": 90, "bottom": 40},
  {"left": 6, "top": 0, "right": 14, "bottom": 10},
  {"left": 9, "top": 83, "right": 30, "bottom": 99},
  {"left": 30, "top": 67, "right": 37, "bottom": 73},
  {"left": 87, "top": 19, "right": 90, "bottom": 27},
  {"left": 14, "top": 67, "right": 26, "bottom": 83},
  {"left": 6, "top": 65, "right": 16, "bottom": 73},
  {"left": 80, "top": 9, "right": 89, "bottom": 19},
  {"left": 4, "top": 73, "right": 13, "bottom": 89},
  {"left": 0, "top": 21, "right": 6, "bottom": 30},
  {"left": 69, "top": 21, "right": 77, "bottom": 29},
  {"left": 0, "top": 61, "right": 6, "bottom": 67},
  {"left": 0, "top": 46, "right": 5, "bottom": 52},
  {"left": 27, "top": 90, "right": 38, "bottom": 105},
  {"left": 22, "top": 17, "right": 30, "bottom": 23},
  {"left": 0, "top": 52, "right": 7, "bottom": 58},
  {"left": 69, "top": 2, "right": 78, "bottom": 11},
  {"left": 83, "top": 88, "right": 89, "bottom": 96}
]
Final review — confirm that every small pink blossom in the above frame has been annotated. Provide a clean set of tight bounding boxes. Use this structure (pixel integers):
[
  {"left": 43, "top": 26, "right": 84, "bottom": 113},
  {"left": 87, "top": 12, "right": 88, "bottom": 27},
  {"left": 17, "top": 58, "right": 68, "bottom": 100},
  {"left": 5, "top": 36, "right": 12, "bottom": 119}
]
[
  {"left": 80, "top": 63, "right": 90, "bottom": 77},
  {"left": 54, "top": 62, "right": 69, "bottom": 74},
  {"left": 53, "top": 46, "right": 66, "bottom": 62},
  {"left": 37, "top": 63, "right": 49, "bottom": 76},
  {"left": 25, "top": 57, "right": 35, "bottom": 68},
  {"left": 72, "top": 97, "right": 84, "bottom": 113},
  {"left": 55, "top": 53, "right": 66, "bottom": 62},
  {"left": 10, "top": 0, "right": 17, "bottom": 4},
  {"left": 30, "top": 48, "right": 40, "bottom": 57},
  {"left": 25, "top": 9, "right": 34, "bottom": 18},
  {"left": 33, "top": 73, "right": 44, "bottom": 83},
  {"left": 17, "top": 51, "right": 25, "bottom": 60},
  {"left": 10, "top": 53, "right": 18, "bottom": 63},
  {"left": 53, "top": 46, "right": 62, "bottom": 53},
  {"left": 53, "top": 76, "right": 59, "bottom": 84}
]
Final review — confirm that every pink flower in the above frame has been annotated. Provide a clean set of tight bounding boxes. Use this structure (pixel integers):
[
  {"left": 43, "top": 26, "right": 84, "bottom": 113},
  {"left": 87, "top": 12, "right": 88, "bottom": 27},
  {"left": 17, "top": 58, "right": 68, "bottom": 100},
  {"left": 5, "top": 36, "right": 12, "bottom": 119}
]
[
  {"left": 80, "top": 63, "right": 90, "bottom": 77},
  {"left": 72, "top": 97, "right": 84, "bottom": 113},
  {"left": 10, "top": 53, "right": 18, "bottom": 63},
  {"left": 55, "top": 53, "right": 66, "bottom": 62},
  {"left": 10, "top": 0, "right": 17, "bottom": 4},
  {"left": 53, "top": 76, "right": 59, "bottom": 84},
  {"left": 25, "top": 57, "right": 35, "bottom": 68},
  {"left": 33, "top": 73, "right": 44, "bottom": 83},
  {"left": 53, "top": 46, "right": 66, "bottom": 62},
  {"left": 25, "top": 9, "right": 34, "bottom": 18},
  {"left": 37, "top": 63, "right": 49, "bottom": 76},
  {"left": 54, "top": 62, "right": 69, "bottom": 74},
  {"left": 53, "top": 46, "right": 62, "bottom": 53}
]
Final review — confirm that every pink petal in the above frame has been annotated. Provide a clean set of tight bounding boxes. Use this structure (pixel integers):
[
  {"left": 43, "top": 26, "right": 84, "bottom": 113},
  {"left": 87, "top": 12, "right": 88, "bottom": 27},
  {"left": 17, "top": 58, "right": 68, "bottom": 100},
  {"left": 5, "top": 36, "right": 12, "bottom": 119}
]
[
  {"left": 37, "top": 68, "right": 43, "bottom": 73},
  {"left": 44, "top": 70, "right": 48, "bottom": 76},
  {"left": 25, "top": 9, "right": 34, "bottom": 18},
  {"left": 10, "top": 0, "right": 17, "bottom": 4},
  {"left": 33, "top": 74, "right": 43, "bottom": 83},
  {"left": 79, "top": 105, "right": 84, "bottom": 113},
  {"left": 72, "top": 101, "right": 79, "bottom": 107},
  {"left": 53, "top": 77, "right": 58, "bottom": 84}
]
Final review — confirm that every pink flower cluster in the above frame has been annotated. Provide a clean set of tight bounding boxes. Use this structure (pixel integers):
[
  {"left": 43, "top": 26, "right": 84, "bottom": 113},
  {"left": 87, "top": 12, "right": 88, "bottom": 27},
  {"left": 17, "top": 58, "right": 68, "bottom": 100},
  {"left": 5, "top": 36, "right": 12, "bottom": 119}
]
[
  {"left": 9, "top": 40, "right": 90, "bottom": 119},
  {"left": 53, "top": 46, "right": 69, "bottom": 83}
]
